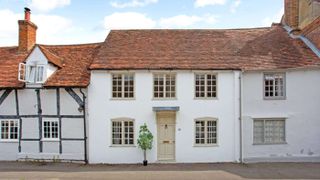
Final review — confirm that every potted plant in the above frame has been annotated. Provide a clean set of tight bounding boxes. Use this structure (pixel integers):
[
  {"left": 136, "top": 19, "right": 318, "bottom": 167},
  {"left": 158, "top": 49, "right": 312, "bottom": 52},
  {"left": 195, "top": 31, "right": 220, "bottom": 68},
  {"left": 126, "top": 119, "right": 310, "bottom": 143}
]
[{"left": 137, "top": 123, "right": 153, "bottom": 166}]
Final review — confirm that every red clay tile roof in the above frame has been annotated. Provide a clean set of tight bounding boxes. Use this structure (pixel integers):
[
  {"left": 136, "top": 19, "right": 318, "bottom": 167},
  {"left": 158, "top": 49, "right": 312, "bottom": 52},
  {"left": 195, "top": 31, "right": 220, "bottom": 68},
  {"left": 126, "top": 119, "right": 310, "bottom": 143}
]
[
  {"left": 38, "top": 45, "right": 63, "bottom": 67},
  {"left": 0, "top": 43, "right": 101, "bottom": 88},
  {"left": 90, "top": 25, "right": 320, "bottom": 71},
  {"left": 0, "top": 47, "right": 28, "bottom": 88},
  {"left": 40, "top": 43, "right": 101, "bottom": 87}
]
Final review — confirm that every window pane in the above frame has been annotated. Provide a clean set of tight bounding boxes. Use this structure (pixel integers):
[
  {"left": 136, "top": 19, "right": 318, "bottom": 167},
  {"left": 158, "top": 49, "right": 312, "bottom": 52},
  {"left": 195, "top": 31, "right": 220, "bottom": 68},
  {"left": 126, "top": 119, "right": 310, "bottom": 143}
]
[
  {"left": 112, "top": 75, "right": 122, "bottom": 98},
  {"left": 44, "top": 121, "right": 50, "bottom": 138},
  {"left": 207, "top": 121, "right": 217, "bottom": 144},
  {"left": 36, "top": 66, "right": 44, "bottom": 82},
  {"left": 51, "top": 121, "right": 59, "bottom": 139},
  {"left": 207, "top": 74, "right": 217, "bottom": 98},
  {"left": 195, "top": 74, "right": 205, "bottom": 98},
  {"left": 28, "top": 66, "right": 37, "bottom": 83},
  {"left": 112, "top": 121, "right": 122, "bottom": 145},
  {"left": 1, "top": 121, "right": 9, "bottom": 139},
  {"left": 124, "top": 74, "right": 134, "bottom": 98},
  {"left": 253, "top": 120, "right": 264, "bottom": 144},
  {"left": 124, "top": 121, "right": 134, "bottom": 145},
  {"left": 195, "top": 121, "right": 205, "bottom": 144}
]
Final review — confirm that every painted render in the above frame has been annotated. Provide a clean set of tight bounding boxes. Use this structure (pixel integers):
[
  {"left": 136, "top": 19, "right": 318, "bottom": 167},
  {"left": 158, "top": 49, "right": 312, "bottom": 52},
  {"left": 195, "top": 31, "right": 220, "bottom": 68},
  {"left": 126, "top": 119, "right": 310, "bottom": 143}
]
[
  {"left": 242, "top": 69, "right": 320, "bottom": 162},
  {"left": 88, "top": 70, "right": 241, "bottom": 164}
]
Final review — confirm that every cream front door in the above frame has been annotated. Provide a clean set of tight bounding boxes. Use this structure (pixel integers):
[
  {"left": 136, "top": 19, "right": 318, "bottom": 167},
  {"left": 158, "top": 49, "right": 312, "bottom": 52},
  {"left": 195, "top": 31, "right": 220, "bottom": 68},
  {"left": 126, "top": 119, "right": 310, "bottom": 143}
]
[{"left": 157, "top": 113, "right": 176, "bottom": 161}]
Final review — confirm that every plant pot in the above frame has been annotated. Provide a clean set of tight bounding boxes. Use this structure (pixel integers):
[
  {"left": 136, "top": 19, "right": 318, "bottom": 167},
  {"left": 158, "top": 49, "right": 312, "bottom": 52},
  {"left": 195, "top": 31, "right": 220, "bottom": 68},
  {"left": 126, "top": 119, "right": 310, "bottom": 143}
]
[{"left": 143, "top": 160, "right": 148, "bottom": 166}]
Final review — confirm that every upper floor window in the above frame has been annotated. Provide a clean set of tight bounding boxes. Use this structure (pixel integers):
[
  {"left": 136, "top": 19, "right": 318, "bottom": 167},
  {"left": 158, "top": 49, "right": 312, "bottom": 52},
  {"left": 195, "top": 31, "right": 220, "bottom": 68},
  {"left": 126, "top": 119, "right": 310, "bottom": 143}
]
[
  {"left": 253, "top": 119, "right": 286, "bottom": 144},
  {"left": 18, "top": 63, "right": 45, "bottom": 83},
  {"left": 264, "top": 73, "right": 285, "bottom": 99},
  {"left": 153, "top": 73, "right": 176, "bottom": 99},
  {"left": 111, "top": 119, "right": 134, "bottom": 146},
  {"left": 112, "top": 73, "right": 134, "bottom": 99},
  {"left": 0, "top": 120, "right": 19, "bottom": 141},
  {"left": 195, "top": 118, "right": 218, "bottom": 146},
  {"left": 195, "top": 73, "right": 217, "bottom": 98}
]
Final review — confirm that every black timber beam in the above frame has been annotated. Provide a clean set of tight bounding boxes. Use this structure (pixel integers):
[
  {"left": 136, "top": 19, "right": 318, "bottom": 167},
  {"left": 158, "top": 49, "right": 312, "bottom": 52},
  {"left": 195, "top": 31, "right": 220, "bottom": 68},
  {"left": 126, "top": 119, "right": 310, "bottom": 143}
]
[
  {"left": 0, "top": 115, "right": 84, "bottom": 119},
  {"left": 65, "top": 88, "right": 84, "bottom": 107},
  {"left": 36, "top": 89, "right": 43, "bottom": 153},
  {"left": 0, "top": 89, "right": 12, "bottom": 106}
]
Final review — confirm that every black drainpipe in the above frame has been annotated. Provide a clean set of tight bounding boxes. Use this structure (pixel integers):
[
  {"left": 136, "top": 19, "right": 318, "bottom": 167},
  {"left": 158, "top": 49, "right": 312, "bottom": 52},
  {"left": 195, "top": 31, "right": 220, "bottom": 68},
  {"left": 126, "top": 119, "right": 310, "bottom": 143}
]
[{"left": 80, "top": 88, "right": 88, "bottom": 164}]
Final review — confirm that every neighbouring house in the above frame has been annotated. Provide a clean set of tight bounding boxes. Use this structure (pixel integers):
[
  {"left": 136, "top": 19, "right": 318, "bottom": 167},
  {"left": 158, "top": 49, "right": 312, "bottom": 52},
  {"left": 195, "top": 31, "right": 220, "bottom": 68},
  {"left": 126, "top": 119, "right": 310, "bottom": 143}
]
[
  {"left": 0, "top": 8, "right": 101, "bottom": 162},
  {"left": 0, "top": 0, "right": 319, "bottom": 164}
]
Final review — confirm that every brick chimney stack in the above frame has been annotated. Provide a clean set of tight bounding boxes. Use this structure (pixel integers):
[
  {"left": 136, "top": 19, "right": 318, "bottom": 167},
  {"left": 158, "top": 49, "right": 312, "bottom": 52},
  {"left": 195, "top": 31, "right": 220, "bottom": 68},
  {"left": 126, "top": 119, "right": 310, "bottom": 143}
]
[
  {"left": 18, "top": 7, "right": 38, "bottom": 52},
  {"left": 284, "top": 0, "right": 299, "bottom": 30}
]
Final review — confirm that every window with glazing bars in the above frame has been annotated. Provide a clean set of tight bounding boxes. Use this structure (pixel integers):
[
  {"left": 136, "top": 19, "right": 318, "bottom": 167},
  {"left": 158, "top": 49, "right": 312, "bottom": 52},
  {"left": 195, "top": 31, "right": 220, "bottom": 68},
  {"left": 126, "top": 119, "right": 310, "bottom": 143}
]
[
  {"left": 112, "top": 120, "right": 134, "bottom": 145},
  {"left": 195, "top": 74, "right": 217, "bottom": 98},
  {"left": 153, "top": 73, "right": 176, "bottom": 98},
  {"left": 43, "top": 120, "right": 59, "bottom": 140},
  {"left": 253, "top": 119, "right": 285, "bottom": 144},
  {"left": 195, "top": 119, "right": 217, "bottom": 145},
  {"left": 0, "top": 120, "right": 19, "bottom": 141},
  {"left": 112, "top": 74, "right": 134, "bottom": 98},
  {"left": 264, "top": 73, "right": 285, "bottom": 99}
]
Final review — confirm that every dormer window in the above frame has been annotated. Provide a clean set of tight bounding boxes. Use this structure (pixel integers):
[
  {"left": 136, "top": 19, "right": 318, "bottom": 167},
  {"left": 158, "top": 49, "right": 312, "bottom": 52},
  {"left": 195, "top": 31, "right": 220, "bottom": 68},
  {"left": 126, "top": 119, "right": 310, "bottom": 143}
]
[{"left": 18, "top": 63, "right": 45, "bottom": 83}]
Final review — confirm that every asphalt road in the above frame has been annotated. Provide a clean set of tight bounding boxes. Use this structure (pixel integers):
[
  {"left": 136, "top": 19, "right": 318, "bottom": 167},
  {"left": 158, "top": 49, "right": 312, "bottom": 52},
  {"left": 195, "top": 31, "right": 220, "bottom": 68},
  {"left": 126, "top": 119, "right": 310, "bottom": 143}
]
[{"left": 0, "top": 162, "right": 319, "bottom": 179}]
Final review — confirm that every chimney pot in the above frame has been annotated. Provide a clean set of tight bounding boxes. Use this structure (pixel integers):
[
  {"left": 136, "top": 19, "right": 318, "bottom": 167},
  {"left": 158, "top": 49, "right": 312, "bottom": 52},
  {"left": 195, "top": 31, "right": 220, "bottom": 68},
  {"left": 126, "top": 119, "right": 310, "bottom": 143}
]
[{"left": 24, "top": 7, "right": 31, "bottom": 21}]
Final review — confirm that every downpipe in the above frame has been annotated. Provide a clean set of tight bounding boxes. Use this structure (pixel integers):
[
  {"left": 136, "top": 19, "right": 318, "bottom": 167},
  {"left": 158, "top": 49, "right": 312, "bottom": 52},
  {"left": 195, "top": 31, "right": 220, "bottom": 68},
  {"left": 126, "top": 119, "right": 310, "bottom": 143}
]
[{"left": 80, "top": 88, "right": 88, "bottom": 164}]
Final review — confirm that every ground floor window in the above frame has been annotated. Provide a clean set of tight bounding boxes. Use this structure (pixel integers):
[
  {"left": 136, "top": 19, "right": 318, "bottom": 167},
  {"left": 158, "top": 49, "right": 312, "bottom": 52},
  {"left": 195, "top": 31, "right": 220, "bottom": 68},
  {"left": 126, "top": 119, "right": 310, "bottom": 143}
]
[
  {"left": 42, "top": 119, "right": 59, "bottom": 140},
  {"left": 253, "top": 119, "right": 286, "bottom": 144},
  {"left": 0, "top": 120, "right": 19, "bottom": 141},
  {"left": 111, "top": 119, "right": 134, "bottom": 145},
  {"left": 195, "top": 118, "right": 217, "bottom": 145}
]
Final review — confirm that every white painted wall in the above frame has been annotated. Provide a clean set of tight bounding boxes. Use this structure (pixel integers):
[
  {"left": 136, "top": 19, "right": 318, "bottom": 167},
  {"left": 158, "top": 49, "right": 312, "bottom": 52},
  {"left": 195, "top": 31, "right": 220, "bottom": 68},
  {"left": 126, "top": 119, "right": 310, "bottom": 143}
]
[
  {"left": 242, "top": 70, "right": 320, "bottom": 162},
  {"left": 88, "top": 70, "right": 241, "bottom": 164},
  {"left": 0, "top": 88, "right": 86, "bottom": 161},
  {"left": 25, "top": 46, "right": 58, "bottom": 86}
]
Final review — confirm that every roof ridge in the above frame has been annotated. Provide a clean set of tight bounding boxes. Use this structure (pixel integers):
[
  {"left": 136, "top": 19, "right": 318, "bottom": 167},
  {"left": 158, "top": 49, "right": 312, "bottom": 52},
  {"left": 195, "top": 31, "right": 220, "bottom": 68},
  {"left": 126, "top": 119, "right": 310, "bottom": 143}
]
[
  {"left": 110, "top": 27, "right": 273, "bottom": 32},
  {"left": 38, "top": 42, "right": 103, "bottom": 48}
]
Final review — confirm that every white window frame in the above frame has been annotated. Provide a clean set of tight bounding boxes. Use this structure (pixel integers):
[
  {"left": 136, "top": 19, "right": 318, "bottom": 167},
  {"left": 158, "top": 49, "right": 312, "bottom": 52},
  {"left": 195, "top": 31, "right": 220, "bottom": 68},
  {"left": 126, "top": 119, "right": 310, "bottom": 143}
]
[
  {"left": 18, "top": 63, "right": 27, "bottom": 82},
  {"left": 194, "top": 118, "right": 218, "bottom": 146},
  {"left": 42, "top": 119, "right": 59, "bottom": 141},
  {"left": 111, "top": 73, "right": 135, "bottom": 99},
  {"left": 0, "top": 120, "right": 19, "bottom": 142},
  {"left": 110, "top": 118, "right": 135, "bottom": 146},
  {"left": 194, "top": 73, "right": 218, "bottom": 99},
  {"left": 253, "top": 118, "right": 286, "bottom": 145},
  {"left": 18, "top": 63, "right": 46, "bottom": 84},
  {"left": 263, "top": 73, "right": 286, "bottom": 100},
  {"left": 153, "top": 73, "right": 176, "bottom": 99}
]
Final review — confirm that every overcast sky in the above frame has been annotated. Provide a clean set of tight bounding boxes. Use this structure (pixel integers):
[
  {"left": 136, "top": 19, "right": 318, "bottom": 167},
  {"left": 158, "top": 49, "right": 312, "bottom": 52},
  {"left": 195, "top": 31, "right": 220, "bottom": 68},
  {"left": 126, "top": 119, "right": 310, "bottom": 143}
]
[{"left": 0, "top": 0, "right": 283, "bottom": 46}]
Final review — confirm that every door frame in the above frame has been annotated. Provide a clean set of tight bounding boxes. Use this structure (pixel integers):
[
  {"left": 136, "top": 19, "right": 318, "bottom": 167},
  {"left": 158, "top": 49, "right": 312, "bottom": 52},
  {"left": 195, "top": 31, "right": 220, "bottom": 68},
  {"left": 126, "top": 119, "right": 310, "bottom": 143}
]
[{"left": 156, "top": 111, "right": 176, "bottom": 161}]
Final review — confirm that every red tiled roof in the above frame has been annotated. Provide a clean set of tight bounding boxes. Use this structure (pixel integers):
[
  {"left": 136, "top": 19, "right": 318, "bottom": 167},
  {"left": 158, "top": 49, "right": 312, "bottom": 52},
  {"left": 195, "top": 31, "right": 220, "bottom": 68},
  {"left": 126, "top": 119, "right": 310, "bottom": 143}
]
[
  {"left": 0, "top": 47, "right": 28, "bottom": 88},
  {"left": 0, "top": 43, "right": 101, "bottom": 88},
  {"left": 90, "top": 25, "right": 320, "bottom": 71},
  {"left": 38, "top": 45, "right": 63, "bottom": 67},
  {"left": 41, "top": 43, "right": 101, "bottom": 87}
]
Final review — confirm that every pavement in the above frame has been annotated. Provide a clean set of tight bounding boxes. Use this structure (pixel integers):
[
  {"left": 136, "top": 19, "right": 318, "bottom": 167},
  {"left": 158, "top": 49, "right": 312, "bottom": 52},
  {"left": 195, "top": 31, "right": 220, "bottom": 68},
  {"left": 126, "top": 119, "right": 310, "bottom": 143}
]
[{"left": 0, "top": 162, "right": 319, "bottom": 180}]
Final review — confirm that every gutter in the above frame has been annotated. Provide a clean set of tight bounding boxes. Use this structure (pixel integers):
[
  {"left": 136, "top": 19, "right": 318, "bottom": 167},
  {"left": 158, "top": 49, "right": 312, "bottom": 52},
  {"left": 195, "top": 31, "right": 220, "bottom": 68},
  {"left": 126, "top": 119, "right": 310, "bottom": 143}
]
[{"left": 283, "top": 25, "right": 320, "bottom": 58}]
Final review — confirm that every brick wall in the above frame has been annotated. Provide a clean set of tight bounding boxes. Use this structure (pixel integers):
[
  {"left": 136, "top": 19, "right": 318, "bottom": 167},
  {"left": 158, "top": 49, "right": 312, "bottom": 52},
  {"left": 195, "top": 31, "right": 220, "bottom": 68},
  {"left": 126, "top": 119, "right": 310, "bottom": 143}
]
[
  {"left": 302, "top": 17, "right": 320, "bottom": 49},
  {"left": 284, "top": 0, "right": 299, "bottom": 29}
]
